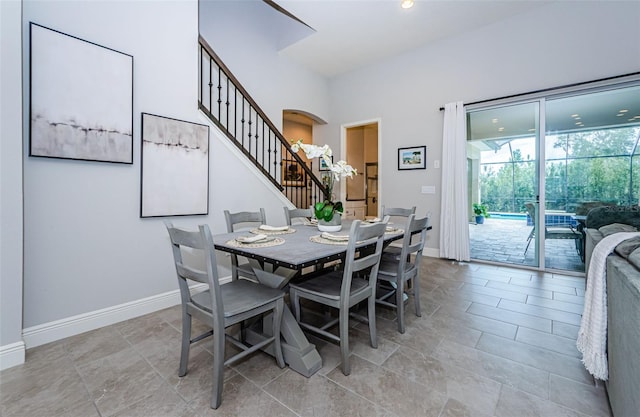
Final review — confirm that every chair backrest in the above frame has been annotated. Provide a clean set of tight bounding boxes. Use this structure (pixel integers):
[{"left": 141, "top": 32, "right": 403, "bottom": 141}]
[
  {"left": 165, "top": 221, "right": 223, "bottom": 326},
  {"left": 340, "top": 220, "right": 387, "bottom": 300},
  {"left": 525, "top": 202, "right": 537, "bottom": 226},
  {"left": 382, "top": 206, "right": 416, "bottom": 217},
  {"left": 224, "top": 208, "right": 267, "bottom": 232},
  {"left": 381, "top": 206, "right": 416, "bottom": 223},
  {"left": 398, "top": 214, "right": 430, "bottom": 273},
  {"left": 284, "top": 206, "right": 313, "bottom": 225}
]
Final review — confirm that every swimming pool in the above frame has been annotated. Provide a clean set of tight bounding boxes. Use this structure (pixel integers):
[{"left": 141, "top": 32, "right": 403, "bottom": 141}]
[
  {"left": 488, "top": 212, "right": 526, "bottom": 221},
  {"left": 488, "top": 211, "right": 577, "bottom": 227}
]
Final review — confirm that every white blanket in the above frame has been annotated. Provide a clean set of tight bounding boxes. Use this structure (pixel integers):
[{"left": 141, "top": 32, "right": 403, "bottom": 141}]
[{"left": 576, "top": 231, "right": 640, "bottom": 380}]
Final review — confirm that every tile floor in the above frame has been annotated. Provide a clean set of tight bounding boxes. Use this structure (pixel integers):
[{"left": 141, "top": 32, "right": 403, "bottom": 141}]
[
  {"left": 0, "top": 258, "right": 611, "bottom": 417},
  {"left": 469, "top": 218, "right": 585, "bottom": 273}
]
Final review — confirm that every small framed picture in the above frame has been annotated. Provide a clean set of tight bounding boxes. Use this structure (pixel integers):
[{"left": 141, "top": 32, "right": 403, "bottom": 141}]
[
  {"left": 283, "top": 159, "right": 306, "bottom": 187},
  {"left": 319, "top": 156, "right": 333, "bottom": 171},
  {"left": 398, "top": 146, "right": 426, "bottom": 170}
]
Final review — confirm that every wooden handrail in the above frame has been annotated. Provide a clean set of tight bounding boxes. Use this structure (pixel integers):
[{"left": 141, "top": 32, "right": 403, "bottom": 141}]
[{"left": 198, "top": 36, "right": 329, "bottom": 206}]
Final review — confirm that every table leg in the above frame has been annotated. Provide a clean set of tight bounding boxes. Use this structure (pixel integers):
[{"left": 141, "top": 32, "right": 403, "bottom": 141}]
[
  {"left": 244, "top": 306, "right": 322, "bottom": 377},
  {"left": 248, "top": 268, "right": 322, "bottom": 377}
]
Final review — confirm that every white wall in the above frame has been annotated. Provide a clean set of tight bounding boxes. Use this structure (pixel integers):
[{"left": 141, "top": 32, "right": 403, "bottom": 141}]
[
  {"left": 198, "top": 0, "right": 330, "bottom": 128},
  {"left": 321, "top": 1, "right": 640, "bottom": 251},
  {"left": 6, "top": 0, "right": 639, "bottom": 365},
  {"left": 1, "top": 0, "right": 26, "bottom": 369},
  {"left": 19, "top": 0, "right": 291, "bottom": 340}
]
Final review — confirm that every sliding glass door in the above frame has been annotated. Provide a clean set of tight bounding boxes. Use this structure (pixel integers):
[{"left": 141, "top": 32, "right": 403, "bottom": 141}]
[
  {"left": 544, "top": 85, "right": 640, "bottom": 271},
  {"left": 467, "top": 102, "right": 540, "bottom": 268},
  {"left": 467, "top": 80, "right": 640, "bottom": 273}
]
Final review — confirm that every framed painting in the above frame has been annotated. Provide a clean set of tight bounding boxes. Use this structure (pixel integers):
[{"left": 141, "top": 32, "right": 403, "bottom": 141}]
[
  {"left": 398, "top": 146, "right": 426, "bottom": 170},
  {"left": 283, "top": 159, "right": 306, "bottom": 187},
  {"left": 29, "top": 22, "right": 133, "bottom": 163},
  {"left": 140, "top": 113, "right": 210, "bottom": 217},
  {"left": 319, "top": 156, "right": 333, "bottom": 171}
]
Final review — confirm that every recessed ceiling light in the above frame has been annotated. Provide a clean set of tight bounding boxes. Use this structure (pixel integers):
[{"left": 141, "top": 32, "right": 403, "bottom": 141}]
[
  {"left": 571, "top": 114, "right": 580, "bottom": 118},
  {"left": 619, "top": 109, "right": 629, "bottom": 113},
  {"left": 574, "top": 117, "right": 581, "bottom": 120},
  {"left": 498, "top": 127, "right": 505, "bottom": 132},
  {"left": 528, "top": 128, "right": 536, "bottom": 132},
  {"left": 617, "top": 113, "right": 625, "bottom": 117},
  {"left": 492, "top": 118, "right": 499, "bottom": 124},
  {"left": 576, "top": 122, "right": 583, "bottom": 126},
  {"left": 401, "top": 0, "right": 414, "bottom": 9}
]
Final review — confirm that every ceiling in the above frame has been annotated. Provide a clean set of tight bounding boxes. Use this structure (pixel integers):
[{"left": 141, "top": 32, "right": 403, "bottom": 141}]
[
  {"left": 272, "top": 0, "right": 555, "bottom": 78},
  {"left": 468, "top": 84, "right": 640, "bottom": 146},
  {"left": 267, "top": 1, "right": 640, "bottom": 137}
]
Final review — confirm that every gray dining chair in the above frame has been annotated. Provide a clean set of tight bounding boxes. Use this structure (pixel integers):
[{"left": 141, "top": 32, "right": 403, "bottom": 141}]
[
  {"left": 376, "top": 213, "right": 429, "bottom": 333},
  {"left": 164, "top": 221, "right": 285, "bottom": 409},
  {"left": 288, "top": 220, "right": 387, "bottom": 375},
  {"left": 381, "top": 205, "right": 416, "bottom": 261},
  {"left": 283, "top": 206, "right": 313, "bottom": 225},
  {"left": 224, "top": 208, "right": 267, "bottom": 281},
  {"left": 284, "top": 206, "right": 340, "bottom": 273}
]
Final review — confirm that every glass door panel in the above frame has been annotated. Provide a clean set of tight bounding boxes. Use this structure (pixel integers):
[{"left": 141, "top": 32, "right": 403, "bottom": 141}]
[
  {"left": 467, "top": 102, "right": 540, "bottom": 267},
  {"left": 544, "top": 85, "right": 640, "bottom": 272}
]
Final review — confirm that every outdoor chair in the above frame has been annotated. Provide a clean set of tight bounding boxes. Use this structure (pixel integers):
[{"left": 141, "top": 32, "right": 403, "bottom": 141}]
[
  {"left": 524, "top": 202, "right": 583, "bottom": 258},
  {"left": 376, "top": 213, "right": 429, "bottom": 333},
  {"left": 288, "top": 220, "right": 387, "bottom": 375},
  {"left": 165, "top": 221, "right": 285, "bottom": 409},
  {"left": 224, "top": 208, "right": 267, "bottom": 281}
]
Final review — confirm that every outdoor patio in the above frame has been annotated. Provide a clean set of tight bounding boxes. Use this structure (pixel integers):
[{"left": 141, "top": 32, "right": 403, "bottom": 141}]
[{"left": 469, "top": 217, "right": 585, "bottom": 273}]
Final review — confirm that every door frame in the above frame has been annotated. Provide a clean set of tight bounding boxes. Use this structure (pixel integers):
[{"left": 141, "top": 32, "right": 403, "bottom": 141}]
[{"left": 340, "top": 118, "right": 382, "bottom": 216}]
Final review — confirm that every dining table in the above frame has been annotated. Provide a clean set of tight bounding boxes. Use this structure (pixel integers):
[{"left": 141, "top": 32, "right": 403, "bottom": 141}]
[{"left": 211, "top": 219, "right": 406, "bottom": 377}]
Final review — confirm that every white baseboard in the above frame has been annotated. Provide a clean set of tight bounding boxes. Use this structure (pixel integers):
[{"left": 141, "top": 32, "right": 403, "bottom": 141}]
[
  {"left": 22, "top": 282, "right": 211, "bottom": 350},
  {"left": 0, "top": 341, "right": 26, "bottom": 371},
  {"left": 423, "top": 247, "right": 439, "bottom": 258}
]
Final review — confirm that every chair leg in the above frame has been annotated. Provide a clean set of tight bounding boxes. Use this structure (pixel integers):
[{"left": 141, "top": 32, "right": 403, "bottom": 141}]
[
  {"left": 396, "top": 279, "right": 405, "bottom": 334},
  {"left": 339, "top": 307, "right": 350, "bottom": 376},
  {"left": 290, "top": 289, "right": 301, "bottom": 323},
  {"left": 367, "top": 295, "right": 377, "bottom": 349},
  {"left": 178, "top": 311, "right": 192, "bottom": 377},
  {"left": 210, "top": 326, "right": 225, "bottom": 409},
  {"left": 413, "top": 276, "right": 422, "bottom": 318},
  {"left": 273, "top": 298, "right": 285, "bottom": 368}
]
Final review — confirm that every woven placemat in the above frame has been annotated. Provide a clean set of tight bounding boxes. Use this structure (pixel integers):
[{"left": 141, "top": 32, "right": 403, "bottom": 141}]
[
  {"left": 250, "top": 227, "right": 296, "bottom": 235},
  {"left": 225, "top": 237, "right": 285, "bottom": 248},
  {"left": 309, "top": 235, "right": 349, "bottom": 246}
]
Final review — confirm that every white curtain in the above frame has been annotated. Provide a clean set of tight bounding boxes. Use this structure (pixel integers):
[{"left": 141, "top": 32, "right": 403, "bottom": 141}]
[{"left": 439, "top": 101, "right": 470, "bottom": 261}]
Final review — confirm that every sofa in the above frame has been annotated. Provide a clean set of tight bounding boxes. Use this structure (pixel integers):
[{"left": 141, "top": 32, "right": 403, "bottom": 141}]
[{"left": 583, "top": 206, "right": 640, "bottom": 417}]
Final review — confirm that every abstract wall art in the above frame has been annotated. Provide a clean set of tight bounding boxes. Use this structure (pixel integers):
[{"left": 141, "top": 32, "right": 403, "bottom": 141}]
[
  {"left": 140, "top": 113, "right": 210, "bottom": 217},
  {"left": 29, "top": 22, "right": 133, "bottom": 163}
]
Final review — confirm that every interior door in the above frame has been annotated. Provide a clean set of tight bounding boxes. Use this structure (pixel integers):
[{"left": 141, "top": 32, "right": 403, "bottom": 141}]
[{"left": 365, "top": 163, "right": 378, "bottom": 217}]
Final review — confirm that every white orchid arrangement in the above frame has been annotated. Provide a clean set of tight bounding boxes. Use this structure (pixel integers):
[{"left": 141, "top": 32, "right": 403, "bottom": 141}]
[{"left": 290, "top": 139, "right": 357, "bottom": 221}]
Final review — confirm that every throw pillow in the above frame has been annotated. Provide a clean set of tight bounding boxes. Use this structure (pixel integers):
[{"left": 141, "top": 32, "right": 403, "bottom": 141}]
[
  {"left": 599, "top": 223, "right": 638, "bottom": 237},
  {"left": 615, "top": 236, "right": 640, "bottom": 259}
]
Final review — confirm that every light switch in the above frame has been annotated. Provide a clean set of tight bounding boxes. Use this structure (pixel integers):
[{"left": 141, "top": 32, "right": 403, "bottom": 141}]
[
  {"left": 434, "top": 160, "right": 440, "bottom": 169},
  {"left": 421, "top": 186, "right": 436, "bottom": 194}
]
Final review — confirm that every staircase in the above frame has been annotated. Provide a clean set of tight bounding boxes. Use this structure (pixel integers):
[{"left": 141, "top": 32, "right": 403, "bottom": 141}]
[{"left": 198, "top": 36, "right": 327, "bottom": 209}]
